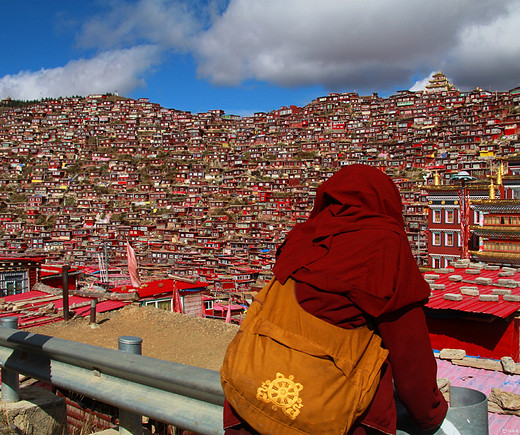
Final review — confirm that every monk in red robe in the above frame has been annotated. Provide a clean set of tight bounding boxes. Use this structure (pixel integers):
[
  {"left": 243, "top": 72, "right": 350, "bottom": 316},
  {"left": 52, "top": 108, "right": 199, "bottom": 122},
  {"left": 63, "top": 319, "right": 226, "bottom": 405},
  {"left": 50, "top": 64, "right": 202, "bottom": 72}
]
[{"left": 224, "top": 164, "right": 447, "bottom": 434}]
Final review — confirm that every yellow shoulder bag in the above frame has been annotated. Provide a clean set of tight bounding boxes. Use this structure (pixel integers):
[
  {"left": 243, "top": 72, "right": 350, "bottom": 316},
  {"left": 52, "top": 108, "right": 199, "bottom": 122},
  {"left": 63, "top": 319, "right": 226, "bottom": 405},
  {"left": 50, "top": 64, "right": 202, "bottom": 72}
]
[{"left": 220, "top": 278, "right": 388, "bottom": 434}]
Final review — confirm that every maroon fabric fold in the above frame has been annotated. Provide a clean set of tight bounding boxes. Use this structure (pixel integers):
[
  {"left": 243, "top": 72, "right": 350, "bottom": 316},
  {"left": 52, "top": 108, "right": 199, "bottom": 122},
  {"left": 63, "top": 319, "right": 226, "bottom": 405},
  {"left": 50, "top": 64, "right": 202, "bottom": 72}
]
[
  {"left": 376, "top": 306, "right": 448, "bottom": 431},
  {"left": 272, "top": 165, "right": 446, "bottom": 433},
  {"left": 273, "top": 164, "right": 430, "bottom": 317}
]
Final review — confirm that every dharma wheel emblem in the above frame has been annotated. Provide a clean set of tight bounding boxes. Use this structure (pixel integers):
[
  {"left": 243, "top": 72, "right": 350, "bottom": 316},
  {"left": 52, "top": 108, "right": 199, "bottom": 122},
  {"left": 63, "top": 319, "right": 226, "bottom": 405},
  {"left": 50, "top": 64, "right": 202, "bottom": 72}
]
[{"left": 256, "top": 372, "right": 303, "bottom": 420}]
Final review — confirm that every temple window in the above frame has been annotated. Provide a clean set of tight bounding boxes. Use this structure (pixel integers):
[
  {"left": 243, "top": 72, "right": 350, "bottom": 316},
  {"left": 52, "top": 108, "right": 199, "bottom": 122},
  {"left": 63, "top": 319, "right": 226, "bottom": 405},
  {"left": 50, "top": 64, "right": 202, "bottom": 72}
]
[{"left": 445, "top": 210, "right": 454, "bottom": 223}]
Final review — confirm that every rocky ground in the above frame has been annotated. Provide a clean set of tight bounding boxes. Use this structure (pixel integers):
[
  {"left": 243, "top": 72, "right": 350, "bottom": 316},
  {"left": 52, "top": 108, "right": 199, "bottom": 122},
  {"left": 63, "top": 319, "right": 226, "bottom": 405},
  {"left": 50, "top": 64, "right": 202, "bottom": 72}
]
[{"left": 30, "top": 304, "right": 240, "bottom": 371}]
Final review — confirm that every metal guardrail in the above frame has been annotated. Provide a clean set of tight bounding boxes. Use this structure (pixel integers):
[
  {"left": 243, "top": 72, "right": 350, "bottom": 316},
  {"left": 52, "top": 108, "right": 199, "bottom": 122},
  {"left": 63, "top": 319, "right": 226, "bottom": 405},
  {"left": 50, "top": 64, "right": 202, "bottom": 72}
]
[{"left": 0, "top": 318, "right": 225, "bottom": 435}]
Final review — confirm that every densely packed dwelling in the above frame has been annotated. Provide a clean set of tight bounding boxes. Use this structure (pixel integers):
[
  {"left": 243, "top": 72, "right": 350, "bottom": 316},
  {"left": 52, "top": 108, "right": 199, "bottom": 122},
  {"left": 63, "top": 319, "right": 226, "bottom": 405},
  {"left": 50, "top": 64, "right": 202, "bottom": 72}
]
[{"left": 0, "top": 73, "right": 519, "bottom": 284}]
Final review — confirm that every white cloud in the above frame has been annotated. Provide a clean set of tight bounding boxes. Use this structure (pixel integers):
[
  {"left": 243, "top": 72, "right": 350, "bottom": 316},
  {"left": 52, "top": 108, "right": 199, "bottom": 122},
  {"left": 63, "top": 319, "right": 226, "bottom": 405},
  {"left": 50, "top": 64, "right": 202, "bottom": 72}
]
[
  {"left": 0, "top": 46, "right": 160, "bottom": 100},
  {"left": 9, "top": 0, "right": 518, "bottom": 102},
  {"left": 410, "top": 72, "right": 435, "bottom": 92},
  {"left": 78, "top": 0, "right": 201, "bottom": 50},
  {"left": 443, "top": 3, "right": 520, "bottom": 90},
  {"left": 193, "top": 0, "right": 520, "bottom": 91}
]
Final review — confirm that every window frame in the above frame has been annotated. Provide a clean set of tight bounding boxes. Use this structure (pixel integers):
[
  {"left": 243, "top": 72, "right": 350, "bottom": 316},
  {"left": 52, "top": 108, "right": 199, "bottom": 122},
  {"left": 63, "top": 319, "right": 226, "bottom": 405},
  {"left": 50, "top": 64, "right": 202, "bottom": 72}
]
[
  {"left": 432, "top": 209, "right": 441, "bottom": 224},
  {"left": 445, "top": 209, "right": 454, "bottom": 224}
]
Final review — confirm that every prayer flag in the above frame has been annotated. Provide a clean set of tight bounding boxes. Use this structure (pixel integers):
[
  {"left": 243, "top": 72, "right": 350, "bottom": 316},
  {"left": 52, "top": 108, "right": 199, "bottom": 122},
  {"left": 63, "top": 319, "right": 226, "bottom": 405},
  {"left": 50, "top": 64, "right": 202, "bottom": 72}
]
[
  {"left": 126, "top": 241, "right": 141, "bottom": 288},
  {"left": 225, "top": 303, "right": 232, "bottom": 323},
  {"left": 173, "top": 282, "right": 183, "bottom": 313}
]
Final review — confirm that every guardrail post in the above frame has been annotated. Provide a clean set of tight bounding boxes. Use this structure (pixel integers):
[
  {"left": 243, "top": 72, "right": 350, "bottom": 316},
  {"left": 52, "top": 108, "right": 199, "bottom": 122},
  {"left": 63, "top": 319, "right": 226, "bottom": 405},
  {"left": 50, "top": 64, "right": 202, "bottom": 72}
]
[
  {"left": 89, "top": 299, "right": 97, "bottom": 324},
  {"left": 118, "top": 336, "right": 143, "bottom": 435},
  {"left": 1, "top": 317, "right": 20, "bottom": 402}
]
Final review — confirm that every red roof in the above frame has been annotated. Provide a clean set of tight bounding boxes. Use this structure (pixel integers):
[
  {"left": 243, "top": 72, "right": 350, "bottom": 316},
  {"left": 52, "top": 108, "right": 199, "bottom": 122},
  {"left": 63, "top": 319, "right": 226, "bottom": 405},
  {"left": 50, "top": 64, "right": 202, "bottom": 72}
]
[
  {"left": 79, "top": 265, "right": 102, "bottom": 274},
  {"left": 109, "top": 278, "right": 210, "bottom": 299},
  {"left": 40, "top": 264, "right": 81, "bottom": 276},
  {"left": 424, "top": 267, "right": 520, "bottom": 318},
  {"left": 0, "top": 256, "right": 45, "bottom": 263},
  {"left": 213, "top": 303, "right": 244, "bottom": 313},
  {"left": 1, "top": 290, "right": 127, "bottom": 328},
  {"left": 436, "top": 358, "right": 520, "bottom": 433}
]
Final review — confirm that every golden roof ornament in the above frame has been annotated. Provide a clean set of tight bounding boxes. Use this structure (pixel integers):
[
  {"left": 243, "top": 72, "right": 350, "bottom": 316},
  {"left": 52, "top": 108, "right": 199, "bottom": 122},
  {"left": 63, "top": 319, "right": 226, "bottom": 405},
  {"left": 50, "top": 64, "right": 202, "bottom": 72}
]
[
  {"left": 433, "top": 171, "right": 440, "bottom": 186},
  {"left": 489, "top": 179, "right": 495, "bottom": 199},
  {"left": 497, "top": 163, "right": 503, "bottom": 186}
]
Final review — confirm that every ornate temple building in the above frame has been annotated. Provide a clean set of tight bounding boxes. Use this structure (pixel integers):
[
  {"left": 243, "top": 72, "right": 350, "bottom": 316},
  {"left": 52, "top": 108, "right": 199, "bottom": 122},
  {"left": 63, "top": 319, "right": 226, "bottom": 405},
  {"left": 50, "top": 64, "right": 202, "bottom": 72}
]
[
  {"left": 470, "top": 160, "right": 520, "bottom": 265},
  {"left": 424, "top": 72, "right": 457, "bottom": 93},
  {"left": 425, "top": 179, "right": 488, "bottom": 268},
  {"left": 470, "top": 199, "right": 520, "bottom": 265},
  {"left": 425, "top": 159, "right": 520, "bottom": 267}
]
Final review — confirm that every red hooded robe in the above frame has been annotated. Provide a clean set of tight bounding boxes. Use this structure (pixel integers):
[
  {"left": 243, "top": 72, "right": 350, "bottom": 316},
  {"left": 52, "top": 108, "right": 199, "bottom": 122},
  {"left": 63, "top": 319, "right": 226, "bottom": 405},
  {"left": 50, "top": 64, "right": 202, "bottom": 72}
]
[{"left": 225, "top": 165, "right": 447, "bottom": 434}]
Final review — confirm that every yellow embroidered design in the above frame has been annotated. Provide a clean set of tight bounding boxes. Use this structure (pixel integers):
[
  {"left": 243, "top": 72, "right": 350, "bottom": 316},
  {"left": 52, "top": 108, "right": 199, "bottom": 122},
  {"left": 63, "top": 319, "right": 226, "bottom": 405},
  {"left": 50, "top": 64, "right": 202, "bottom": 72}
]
[{"left": 256, "top": 373, "right": 303, "bottom": 420}]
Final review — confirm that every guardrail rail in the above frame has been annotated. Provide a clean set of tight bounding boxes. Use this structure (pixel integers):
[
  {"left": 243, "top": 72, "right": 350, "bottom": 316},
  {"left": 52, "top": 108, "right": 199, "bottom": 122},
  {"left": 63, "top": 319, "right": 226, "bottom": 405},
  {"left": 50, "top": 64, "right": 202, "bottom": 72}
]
[{"left": 0, "top": 317, "right": 225, "bottom": 435}]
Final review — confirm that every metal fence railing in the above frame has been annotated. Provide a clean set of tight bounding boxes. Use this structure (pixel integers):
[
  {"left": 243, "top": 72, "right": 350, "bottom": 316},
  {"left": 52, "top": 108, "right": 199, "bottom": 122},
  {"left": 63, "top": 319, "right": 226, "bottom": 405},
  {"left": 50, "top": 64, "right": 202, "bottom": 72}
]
[{"left": 0, "top": 317, "right": 225, "bottom": 435}]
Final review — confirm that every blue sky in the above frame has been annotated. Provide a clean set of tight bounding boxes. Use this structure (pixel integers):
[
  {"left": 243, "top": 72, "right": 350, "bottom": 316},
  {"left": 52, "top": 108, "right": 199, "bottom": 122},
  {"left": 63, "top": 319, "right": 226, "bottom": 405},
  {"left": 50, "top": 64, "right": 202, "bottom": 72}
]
[{"left": 1, "top": 0, "right": 520, "bottom": 116}]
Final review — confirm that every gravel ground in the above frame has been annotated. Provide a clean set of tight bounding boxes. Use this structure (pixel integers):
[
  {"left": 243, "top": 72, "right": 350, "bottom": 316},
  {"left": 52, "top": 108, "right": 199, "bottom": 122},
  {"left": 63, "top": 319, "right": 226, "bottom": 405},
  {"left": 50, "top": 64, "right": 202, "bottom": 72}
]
[{"left": 30, "top": 304, "right": 239, "bottom": 371}]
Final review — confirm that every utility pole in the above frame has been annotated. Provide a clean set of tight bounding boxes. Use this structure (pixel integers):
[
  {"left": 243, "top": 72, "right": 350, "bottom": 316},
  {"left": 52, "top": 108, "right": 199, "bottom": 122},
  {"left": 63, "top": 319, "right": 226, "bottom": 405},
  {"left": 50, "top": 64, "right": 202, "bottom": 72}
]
[
  {"left": 104, "top": 241, "right": 110, "bottom": 290},
  {"left": 62, "top": 264, "right": 70, "bottom": 321}
]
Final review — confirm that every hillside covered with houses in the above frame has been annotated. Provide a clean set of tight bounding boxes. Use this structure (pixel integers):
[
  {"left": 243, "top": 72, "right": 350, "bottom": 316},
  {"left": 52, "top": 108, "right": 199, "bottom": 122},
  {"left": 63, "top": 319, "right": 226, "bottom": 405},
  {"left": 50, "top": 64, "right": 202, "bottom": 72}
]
[{"left": 1, "top": 72, "right": 520, "bottom": 290}]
